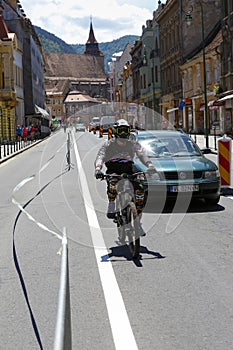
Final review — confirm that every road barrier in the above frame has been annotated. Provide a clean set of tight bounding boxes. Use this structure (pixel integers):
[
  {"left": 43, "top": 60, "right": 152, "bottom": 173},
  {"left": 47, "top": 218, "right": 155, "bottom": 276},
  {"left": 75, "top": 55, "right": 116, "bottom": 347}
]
[
  {"left": 217, "top": 135, "right": 233, "bottom": 188},
  {"left": 99, "top": 126, "right": 103, "bottom": 138},
  {"left": 54, "top": 228, "right": 72, "bottom": 350},
  {"left": 108, "top": 127, "right": 113, "bottom": 139}
]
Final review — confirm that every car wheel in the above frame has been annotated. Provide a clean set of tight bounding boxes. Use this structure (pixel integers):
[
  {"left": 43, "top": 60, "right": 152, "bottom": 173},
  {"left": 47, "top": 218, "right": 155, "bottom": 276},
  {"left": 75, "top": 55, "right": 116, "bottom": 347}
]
[{"left": 204, "top": 196, "right": 220, "bottom": 206}]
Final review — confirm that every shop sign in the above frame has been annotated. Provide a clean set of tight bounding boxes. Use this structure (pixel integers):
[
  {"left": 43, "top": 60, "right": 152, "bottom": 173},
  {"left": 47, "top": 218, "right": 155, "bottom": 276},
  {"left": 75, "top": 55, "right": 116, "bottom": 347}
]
[{"left": 185, "top": 98, "right": 192, "bottom": 105}]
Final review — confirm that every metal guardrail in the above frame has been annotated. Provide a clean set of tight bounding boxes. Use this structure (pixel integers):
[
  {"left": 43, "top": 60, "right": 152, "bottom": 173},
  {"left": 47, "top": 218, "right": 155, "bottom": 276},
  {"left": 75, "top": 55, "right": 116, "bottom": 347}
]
[
  {"left": 0, "top": 139, "right": 38, "bottom": 161},
  {"left": 53, "top": 228, "right": 72, "bottom": 350}
]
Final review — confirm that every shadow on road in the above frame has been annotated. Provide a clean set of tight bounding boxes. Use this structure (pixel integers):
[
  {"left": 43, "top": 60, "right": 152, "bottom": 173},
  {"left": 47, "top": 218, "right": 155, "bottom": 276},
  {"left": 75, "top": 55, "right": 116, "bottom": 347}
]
[
  {"left": 101, "top": 244, "right": 165, "bottom": 267},
  {"left": 144, "top": 197, "right": 225, "bottom": 214}
]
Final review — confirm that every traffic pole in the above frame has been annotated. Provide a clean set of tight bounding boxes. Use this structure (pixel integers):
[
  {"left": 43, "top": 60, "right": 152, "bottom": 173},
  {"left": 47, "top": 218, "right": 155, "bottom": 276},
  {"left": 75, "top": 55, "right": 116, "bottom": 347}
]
[{"left": 217, "top": 135, "right": 233, "bottom": 188}]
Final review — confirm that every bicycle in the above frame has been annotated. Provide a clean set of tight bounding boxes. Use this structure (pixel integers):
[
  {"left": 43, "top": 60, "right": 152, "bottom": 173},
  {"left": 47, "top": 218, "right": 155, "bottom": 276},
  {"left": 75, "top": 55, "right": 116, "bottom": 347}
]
[{"left": 102, "top": 172, "right": 146, "bottom": 259}]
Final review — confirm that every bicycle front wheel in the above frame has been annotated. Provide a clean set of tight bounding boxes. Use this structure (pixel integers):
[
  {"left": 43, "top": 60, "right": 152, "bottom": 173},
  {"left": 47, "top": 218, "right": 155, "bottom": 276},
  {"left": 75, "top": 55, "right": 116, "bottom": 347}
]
[{"left": 126, "top": 203, "right": 140, "bottom": 259}]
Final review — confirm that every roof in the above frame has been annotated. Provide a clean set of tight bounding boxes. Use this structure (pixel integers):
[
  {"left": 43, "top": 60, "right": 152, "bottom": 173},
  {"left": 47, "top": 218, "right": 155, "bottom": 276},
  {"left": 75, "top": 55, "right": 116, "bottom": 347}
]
[
  {"left": 44, "top": 78, "right": 69, "bottom": 94},
  {"left": 64, "top": 91, "right": 99, "bottom": 104},
  {"left": 45, "top": 53, "right": 106, "bottom": 80},
  {"left": 0, "top": 12, "right": 9, "bottom": 40}
]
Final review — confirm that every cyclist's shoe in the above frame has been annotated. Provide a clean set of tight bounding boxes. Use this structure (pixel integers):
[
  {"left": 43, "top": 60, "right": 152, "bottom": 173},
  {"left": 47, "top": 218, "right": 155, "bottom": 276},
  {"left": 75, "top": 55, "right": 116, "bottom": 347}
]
[
  {"left": 107, "top": 202, "right": 115, "bottom": 219},
  {"left": 139, "top": 222, "right": 146, "bottom": 237}
]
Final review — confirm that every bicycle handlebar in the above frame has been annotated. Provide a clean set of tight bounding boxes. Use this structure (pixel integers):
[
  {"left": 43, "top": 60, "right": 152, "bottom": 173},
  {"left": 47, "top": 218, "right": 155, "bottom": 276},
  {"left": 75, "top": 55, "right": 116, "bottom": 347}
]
[{"left": 102, "top": 172, "right": 145, "bottom": 181}]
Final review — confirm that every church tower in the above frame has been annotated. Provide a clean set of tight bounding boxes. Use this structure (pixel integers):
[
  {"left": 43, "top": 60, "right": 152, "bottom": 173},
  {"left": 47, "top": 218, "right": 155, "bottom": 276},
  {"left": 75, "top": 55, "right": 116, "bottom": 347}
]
[{"left": 84, "top": 18, "right": 103, "bottom": 57}]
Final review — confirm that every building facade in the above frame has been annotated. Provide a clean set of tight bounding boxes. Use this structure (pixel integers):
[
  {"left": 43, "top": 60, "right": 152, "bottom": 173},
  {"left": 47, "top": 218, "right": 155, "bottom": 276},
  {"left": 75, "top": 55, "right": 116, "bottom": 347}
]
[
  {"left": 3, "top": 0, "right": 47, "bottom": 138},
  {"left": 0, "top": 3, "right": 17, "bottom": 140},
  {"left": 44, "top": 20, "right": 109, "bottom": 122}
]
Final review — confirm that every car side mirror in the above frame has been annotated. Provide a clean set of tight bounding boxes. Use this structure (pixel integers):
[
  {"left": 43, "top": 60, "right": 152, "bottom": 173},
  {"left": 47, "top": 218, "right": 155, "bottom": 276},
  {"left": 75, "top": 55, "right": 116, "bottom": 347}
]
[{"left": 201, "top": 147, "right": 212, "bottom": 154}]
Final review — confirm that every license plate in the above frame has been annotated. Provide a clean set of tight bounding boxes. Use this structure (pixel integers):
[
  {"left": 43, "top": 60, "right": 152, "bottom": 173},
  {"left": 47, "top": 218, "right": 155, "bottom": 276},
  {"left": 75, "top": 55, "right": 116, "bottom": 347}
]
[{"left": 170, "top": 184, "right": 199, "bottom": 192}]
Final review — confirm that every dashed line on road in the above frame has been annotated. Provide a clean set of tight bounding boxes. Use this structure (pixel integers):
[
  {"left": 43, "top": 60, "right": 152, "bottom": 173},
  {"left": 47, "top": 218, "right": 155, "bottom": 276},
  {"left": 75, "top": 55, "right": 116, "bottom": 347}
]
[{"left": 72, "top": 131, "right": 138, "bottom": 350}]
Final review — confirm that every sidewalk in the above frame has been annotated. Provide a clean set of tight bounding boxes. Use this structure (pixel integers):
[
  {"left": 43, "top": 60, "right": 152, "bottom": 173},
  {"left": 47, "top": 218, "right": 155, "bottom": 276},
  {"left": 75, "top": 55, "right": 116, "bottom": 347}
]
[{"left": 189, "top": 134, "right": 220, "bottom": 154}]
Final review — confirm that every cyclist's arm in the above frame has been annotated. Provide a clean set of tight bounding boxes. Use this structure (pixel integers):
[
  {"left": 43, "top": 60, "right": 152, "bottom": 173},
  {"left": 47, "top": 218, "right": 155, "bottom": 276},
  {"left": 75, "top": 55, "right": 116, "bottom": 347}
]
[
  {"left": 134, "top": 141, "right": 153, "bottom": 167},
  {"left": 94, "top": 140, "right": 109, "bottom": 169}
]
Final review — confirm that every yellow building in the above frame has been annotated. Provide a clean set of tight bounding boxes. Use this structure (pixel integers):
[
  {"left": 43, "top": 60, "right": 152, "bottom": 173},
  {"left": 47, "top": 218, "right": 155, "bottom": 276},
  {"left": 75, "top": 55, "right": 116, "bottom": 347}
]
[
  {"left": 0, "top": 9, "right": 18, "bottom": 141},
  {"left": 45, "top": 79, "right": 69, "bottom": 121},
  {"left": 180, "top": 30, "right": 222, "bottom": 134}
]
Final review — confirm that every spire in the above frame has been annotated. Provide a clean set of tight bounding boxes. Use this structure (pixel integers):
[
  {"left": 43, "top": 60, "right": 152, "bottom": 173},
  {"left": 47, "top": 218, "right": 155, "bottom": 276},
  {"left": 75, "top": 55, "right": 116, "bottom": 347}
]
[
  {"left": 84, "top": 17, "right": 103, "bottom": 57},
  {"left": 86, "top": 16, "right": 97, "bottom": 44}
]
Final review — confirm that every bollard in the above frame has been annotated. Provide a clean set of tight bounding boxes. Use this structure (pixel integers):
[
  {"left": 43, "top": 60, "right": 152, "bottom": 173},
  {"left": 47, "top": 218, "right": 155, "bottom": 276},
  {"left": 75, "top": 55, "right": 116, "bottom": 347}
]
[
  {"left": 108, "top": 127, "right": 113, "bottom": 139},
  {"left": 214, "top": 127, "right": 217, "bottom": 150},
  {"left": 217, "top": 135, "right": 233, "bottom": 188},
  {"left": 99, "top": 126, "right": 103, "bottom": 138}
]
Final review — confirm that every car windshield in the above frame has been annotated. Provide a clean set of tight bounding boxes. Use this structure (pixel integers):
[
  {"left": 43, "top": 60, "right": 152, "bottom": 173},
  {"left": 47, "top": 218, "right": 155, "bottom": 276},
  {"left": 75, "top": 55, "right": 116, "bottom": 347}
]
[{"left": 138, "top": 134, "right": 202, "bottom": 158}]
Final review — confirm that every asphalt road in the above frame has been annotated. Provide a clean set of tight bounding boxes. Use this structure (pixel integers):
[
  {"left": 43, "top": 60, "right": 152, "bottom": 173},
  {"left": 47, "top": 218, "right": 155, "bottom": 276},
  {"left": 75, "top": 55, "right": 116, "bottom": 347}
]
[{"left": 1, "top": 129, "right": 233, "bottom": 350}]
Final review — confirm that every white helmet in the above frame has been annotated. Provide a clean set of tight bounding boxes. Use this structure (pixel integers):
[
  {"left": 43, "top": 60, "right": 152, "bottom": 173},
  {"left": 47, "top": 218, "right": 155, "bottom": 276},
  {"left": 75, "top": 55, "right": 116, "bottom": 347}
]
[{"left": 113, "top": 119, "right": 130, "bottom": 138}]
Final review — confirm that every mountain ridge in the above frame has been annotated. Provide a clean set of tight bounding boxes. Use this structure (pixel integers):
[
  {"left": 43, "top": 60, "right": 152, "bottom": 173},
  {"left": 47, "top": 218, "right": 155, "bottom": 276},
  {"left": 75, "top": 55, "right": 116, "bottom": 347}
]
[{"left": 34, "top": 26, "right": 139, "bottom": 73}]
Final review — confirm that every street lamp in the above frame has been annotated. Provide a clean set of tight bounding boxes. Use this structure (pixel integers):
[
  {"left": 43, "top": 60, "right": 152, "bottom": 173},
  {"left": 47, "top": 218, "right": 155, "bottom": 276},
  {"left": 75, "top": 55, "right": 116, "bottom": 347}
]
[{"left": 184, "top": 2, "right": 209, "bottom": 148}]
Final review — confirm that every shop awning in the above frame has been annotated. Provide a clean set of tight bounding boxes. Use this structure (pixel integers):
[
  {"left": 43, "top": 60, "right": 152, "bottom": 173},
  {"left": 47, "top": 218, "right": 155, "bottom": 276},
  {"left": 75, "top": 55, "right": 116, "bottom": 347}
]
[
  {"left": 208, "top": 100, "right": 224, "bottom": 109},
  {"left": 218, "top": 93, "right": 233, "bottom": 101},
  {"left": 167, "top": 107, "right": 178, "bottom": 113},
  {"left": 35, "top": 104, "right": 50, "bottom": 119}
]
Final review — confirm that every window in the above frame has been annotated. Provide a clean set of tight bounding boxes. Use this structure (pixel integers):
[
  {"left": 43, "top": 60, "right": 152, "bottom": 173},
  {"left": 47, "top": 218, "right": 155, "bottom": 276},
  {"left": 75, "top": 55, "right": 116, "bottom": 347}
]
[
  {"left": 206, "top": 60, "right": 211, "bottom": 85},
  {"left": 196, "top": 64, "right": 201, "bottom": 88},
  {"left": 188, "top": 68, "right": 193, "bottom": 90},
  {"left": 214, "top": 59, "right": 220, "bottom": 82}
]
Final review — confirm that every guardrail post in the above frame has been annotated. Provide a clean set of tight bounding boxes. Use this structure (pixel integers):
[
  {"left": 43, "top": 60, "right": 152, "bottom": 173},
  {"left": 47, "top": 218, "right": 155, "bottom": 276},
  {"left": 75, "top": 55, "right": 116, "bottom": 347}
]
[{"left": 53, "top": 228, "right": 72, "bottom": 350}]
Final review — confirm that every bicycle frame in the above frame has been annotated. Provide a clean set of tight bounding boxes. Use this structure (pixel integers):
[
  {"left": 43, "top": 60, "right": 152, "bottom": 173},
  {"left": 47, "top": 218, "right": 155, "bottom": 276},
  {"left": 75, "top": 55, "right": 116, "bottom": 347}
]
[{"left": 104, "top": 172, "right": 144, "bottom": 259}]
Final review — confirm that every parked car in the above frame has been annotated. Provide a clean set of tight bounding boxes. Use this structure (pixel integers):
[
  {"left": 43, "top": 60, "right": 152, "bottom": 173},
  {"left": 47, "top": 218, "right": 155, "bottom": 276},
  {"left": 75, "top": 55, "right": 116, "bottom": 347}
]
[
  {"left": 133, "top": 130, "right": 221, "bottom": 205},
  {"left": 75, "top": 123, "right": 86, "bottom": 132}
]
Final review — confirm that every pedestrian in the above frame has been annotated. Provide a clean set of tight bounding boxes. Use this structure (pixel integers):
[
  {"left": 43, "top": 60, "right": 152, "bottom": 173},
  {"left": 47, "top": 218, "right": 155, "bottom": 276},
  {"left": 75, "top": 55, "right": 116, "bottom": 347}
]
[
  {"left": 16, "top": 124, "right": 22, "bottom": 141},
  {"left": 30, "top": 124, "right": 36, "bottom": 141},
  {"left": 22, "top": 125, "right": 28, "bottom": 142},
  {"left": 27, "top": 124, "right": 31, "bottom": 137}
]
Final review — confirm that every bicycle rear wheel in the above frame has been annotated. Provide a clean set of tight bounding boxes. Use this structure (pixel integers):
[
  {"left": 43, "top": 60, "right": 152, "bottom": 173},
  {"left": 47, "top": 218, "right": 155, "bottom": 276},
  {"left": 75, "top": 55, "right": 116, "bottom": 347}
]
[{"left": 126, "top": 204, "right": 140, "bottom": 259}]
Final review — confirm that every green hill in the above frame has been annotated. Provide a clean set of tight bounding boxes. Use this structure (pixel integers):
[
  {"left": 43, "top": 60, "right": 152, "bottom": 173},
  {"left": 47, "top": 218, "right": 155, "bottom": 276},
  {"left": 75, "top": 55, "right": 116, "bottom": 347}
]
[{"left": 35, "top": 26, "right": 139, "bottom": 73}]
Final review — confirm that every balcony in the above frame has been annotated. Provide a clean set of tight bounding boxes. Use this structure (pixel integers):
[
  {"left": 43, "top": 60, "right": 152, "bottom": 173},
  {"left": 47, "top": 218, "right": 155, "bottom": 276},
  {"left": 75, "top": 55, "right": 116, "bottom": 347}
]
[{"left": 0, "top": 89, "right": 17, "bottom": 107}]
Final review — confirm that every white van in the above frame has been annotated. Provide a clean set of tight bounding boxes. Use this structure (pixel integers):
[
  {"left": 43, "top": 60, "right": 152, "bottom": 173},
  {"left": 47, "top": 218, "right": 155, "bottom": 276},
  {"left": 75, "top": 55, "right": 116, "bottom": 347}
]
[
  {"left": 100, "top": 115, "right": 116, "bottom": 132},
  {"left": 92, "top": 117, "right": 100, "bottom": 130}
]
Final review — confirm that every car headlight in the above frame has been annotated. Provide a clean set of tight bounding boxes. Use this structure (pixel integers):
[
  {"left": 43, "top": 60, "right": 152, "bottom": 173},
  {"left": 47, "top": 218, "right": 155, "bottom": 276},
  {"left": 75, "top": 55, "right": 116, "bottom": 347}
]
[
  {"left": 147, "top": 172, "right": 160, "bottom": 181},
  {"left": 204, "top": 170, "right": 220, "bottom": 179}
]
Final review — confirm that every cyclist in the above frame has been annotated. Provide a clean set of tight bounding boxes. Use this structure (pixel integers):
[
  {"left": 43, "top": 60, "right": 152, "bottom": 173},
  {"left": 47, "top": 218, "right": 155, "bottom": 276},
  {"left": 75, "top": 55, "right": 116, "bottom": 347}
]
[{"left": 94, "top": 119, "right": 156, "bottom": 236}]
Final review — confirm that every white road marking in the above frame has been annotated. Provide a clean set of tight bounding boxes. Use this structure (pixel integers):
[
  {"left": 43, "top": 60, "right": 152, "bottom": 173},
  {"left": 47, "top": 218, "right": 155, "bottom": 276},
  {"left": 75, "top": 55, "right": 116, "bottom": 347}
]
[
  {"left": 72, "top": 132, "right": 138, "bottom": 350},
  {"left": 12, "top": 175, "right": 63, "bottom": 240}
]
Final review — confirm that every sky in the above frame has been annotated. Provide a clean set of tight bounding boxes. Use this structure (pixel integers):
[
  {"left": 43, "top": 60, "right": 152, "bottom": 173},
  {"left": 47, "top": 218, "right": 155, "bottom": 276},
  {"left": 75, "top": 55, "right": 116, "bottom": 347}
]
[{"left": 19, "top": 0, "right": 159, "bottom": 45}]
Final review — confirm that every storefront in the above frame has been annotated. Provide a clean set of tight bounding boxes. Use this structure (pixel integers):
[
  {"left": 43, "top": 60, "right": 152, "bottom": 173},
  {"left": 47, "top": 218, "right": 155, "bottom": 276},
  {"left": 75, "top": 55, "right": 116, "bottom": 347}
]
[
  {"left": 217, "top": 94, "right": 233, "bottom": 134},
  {"left": 207, "top": 99, "right": 224, "bottom": 134}
]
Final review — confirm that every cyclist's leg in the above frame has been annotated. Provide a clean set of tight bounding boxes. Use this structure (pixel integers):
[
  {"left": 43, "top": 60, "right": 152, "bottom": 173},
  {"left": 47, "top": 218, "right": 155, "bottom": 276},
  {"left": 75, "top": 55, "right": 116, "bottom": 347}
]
[
  {"left": 133, "top": 180, "right": 146, "bottom": 236},
  {"left": 106, "top": 176, "right": 118, "bottom": 219}
]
